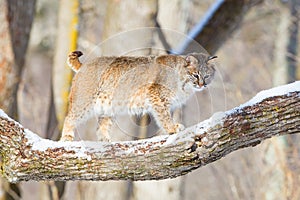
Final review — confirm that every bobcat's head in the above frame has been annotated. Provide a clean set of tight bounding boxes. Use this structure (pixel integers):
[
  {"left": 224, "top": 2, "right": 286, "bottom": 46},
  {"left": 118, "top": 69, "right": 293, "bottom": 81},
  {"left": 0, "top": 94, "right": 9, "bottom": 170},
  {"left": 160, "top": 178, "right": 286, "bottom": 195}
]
[{"left": 185, "top": 53, "right": 217, "bottom": 91}]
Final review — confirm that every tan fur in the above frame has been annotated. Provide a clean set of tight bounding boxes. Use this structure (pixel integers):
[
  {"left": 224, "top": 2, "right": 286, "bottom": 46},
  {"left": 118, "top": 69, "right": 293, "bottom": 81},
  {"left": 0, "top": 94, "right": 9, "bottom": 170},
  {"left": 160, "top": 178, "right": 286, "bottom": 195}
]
[{"left": 61, "top": 51, "right": 216, "bottom": 141}]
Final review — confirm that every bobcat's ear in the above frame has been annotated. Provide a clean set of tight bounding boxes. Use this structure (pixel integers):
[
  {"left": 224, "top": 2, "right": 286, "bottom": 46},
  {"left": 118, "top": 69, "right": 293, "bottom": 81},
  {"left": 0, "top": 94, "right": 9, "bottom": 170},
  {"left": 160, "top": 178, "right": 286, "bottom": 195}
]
[{"left": 185, "top": 54, "right": 198, "bottom": 65}]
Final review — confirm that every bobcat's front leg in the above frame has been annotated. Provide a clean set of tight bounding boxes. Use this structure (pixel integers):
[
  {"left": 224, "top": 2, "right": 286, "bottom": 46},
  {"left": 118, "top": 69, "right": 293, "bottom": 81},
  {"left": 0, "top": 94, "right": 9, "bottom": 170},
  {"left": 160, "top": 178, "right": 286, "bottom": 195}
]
[
  {"left": 148, "top": 85, "right": 184, "bottom": 134},
  {"left": 151, "top": 104, "right": 184, "bottom": 134},
  {"left": 61, "top": 104, "right": 94, "bottom": 141}
]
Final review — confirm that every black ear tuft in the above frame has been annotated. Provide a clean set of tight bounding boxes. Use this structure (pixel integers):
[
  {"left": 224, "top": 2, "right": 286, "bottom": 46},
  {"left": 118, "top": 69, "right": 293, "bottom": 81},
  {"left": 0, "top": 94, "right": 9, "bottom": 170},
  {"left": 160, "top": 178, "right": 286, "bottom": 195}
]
[
  {"left": 73, "top": 51, "right": 83, "bottom": 57},
  {"left": 207, "top": 55, "right": 217, "bottom": 61}
]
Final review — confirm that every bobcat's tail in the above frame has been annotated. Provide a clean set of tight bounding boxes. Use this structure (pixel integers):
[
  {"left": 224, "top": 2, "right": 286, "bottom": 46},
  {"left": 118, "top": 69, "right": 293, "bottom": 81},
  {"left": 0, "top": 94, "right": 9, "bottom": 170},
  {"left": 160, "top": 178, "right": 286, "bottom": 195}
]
[{"left": 67, "top": 51, "right": 83, "bottom": 72}]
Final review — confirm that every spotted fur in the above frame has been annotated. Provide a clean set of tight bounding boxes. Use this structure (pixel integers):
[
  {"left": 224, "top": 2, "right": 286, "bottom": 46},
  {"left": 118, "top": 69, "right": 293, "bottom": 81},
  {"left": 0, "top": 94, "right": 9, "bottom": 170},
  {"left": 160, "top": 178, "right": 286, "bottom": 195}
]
[{"left": 61, "top": 51, "right": 216, "bottom": 141}]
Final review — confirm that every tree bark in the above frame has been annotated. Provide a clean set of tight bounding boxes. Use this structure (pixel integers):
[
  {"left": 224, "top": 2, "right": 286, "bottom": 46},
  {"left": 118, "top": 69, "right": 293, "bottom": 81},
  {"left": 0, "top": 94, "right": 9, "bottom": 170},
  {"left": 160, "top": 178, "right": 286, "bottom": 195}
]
[
  {"left": 0, "top": 0, "right": 36, "bottom": 117},
  {"left": 0, "top": 81, "right": 299, "bottom": 183}
]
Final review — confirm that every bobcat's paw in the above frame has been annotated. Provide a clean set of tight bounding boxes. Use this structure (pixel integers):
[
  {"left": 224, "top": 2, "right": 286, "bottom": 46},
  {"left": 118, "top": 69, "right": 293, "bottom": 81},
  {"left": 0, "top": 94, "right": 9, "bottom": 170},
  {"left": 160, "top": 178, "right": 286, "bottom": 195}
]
[
  {"left": 60, "top": 134, "right": 74, "bottom": 141},
  {"left": 96, "top": 131, "right": 112, "bottom": 142},
  {"left": 167, "top": 123, "right": 185, "bottom": 135},
  {"left": 98, "top": 136, "right": 111, "bottom": 142}
]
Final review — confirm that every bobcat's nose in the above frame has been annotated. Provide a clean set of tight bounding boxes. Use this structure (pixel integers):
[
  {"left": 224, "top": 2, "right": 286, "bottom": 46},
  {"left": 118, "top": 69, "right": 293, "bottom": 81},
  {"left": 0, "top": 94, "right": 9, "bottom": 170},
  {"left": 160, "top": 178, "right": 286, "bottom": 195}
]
[
  {"left": 195, "top": 82, "right": 205, "bottom": 90},
  {"left": 198, "top": 78, "right": 206, "bottom": 88}
]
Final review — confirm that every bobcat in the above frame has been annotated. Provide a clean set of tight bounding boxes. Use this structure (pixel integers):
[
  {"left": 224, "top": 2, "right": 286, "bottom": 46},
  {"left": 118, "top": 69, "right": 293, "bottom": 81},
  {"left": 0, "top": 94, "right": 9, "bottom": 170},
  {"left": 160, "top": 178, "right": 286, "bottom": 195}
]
[{"left": 61, "top": 51, "right": 217, "bottom": 141}]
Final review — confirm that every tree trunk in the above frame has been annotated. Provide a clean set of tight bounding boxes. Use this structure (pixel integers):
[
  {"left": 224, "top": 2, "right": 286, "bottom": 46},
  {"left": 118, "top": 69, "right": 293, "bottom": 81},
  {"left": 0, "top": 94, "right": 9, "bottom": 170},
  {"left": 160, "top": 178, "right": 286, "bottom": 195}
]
[
  {"left": 53, "top": 0, "right": 80, "bottom": 132},
  {"left": 265, "top": 3, "right": 290, "bottom": 199},
  {"left": 75, "top": 1, "right": 161, "bottom": 199},
  {"left": 0, "top": 1, "right": 36, "bottom": 199},
  {"left": 0, "top": 1, "right": 14, "bottom": 116},
  {"left": 0, "top": 0, "right": 36, "bottom": 117},
  {"left": 51, "top": 1, "right": 81, "bottom": 199}
]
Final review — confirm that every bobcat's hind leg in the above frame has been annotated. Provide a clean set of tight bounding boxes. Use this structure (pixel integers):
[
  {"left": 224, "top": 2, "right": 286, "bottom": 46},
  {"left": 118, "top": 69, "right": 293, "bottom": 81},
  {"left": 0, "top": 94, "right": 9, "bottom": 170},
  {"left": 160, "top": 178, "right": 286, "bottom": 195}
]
[
  {"left": 96, "top": 117, "right": 113, "bottom": 142},
  {"left": 61, "top": 115, "right": 77, "bottom": 141},
  {"left": 61, "top": 106, "right": 94, "bottom": 141}
]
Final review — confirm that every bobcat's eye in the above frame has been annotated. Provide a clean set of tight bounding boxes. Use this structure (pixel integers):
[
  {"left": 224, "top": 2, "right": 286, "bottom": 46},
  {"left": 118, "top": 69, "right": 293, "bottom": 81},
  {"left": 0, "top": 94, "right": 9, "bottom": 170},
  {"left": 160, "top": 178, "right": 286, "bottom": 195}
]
[
  {"left": 192, "top": 74, "right": 200, "bottom": 79},
  {"left": 203, "top": 75, "right": 210, "bottom": 86}
]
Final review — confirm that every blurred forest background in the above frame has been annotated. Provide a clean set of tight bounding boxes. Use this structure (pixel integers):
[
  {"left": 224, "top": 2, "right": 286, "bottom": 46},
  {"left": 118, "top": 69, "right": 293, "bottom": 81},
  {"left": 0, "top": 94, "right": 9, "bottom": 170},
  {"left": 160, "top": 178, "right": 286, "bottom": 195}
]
[{"left": 0, "top": 0, "right": 300, "bottom": 199}]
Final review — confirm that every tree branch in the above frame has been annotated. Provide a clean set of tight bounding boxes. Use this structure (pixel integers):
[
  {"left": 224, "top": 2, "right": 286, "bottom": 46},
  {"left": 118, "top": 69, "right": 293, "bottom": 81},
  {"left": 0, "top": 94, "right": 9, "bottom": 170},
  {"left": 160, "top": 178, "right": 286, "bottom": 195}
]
[
  {"left": 176, "top": 0, "right": 263, "bottom": 54},
  {"left": 0, "top": 82, "right": 299, "bottom": 183}
]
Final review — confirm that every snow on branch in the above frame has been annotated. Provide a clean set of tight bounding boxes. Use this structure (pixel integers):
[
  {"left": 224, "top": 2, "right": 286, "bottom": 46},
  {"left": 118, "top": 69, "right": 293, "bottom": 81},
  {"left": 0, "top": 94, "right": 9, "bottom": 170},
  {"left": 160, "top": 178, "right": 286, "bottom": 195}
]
[{"left": 0, "top": 82, "right": 299, "bottom": 183}]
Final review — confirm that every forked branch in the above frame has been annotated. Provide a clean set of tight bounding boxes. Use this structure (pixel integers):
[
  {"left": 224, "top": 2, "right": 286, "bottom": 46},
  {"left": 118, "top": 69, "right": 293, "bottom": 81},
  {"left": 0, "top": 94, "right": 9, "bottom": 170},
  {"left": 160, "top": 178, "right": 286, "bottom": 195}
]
[{"left": 0, "top": 82, "right": 299, "bottom": 183}]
